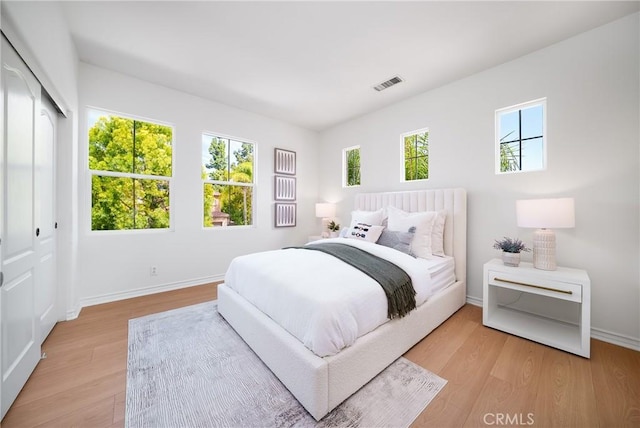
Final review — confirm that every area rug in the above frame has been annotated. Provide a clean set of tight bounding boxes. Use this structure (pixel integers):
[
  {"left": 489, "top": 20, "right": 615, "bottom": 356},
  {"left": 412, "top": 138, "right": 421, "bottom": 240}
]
[{"left": 126, "top": 301, "right": 447, "bottom": 428}]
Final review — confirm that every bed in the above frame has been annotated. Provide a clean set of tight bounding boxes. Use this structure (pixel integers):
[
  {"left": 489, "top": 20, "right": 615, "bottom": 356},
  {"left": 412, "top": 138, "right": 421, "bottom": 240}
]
[{"left": 218, "top": 188, "right": 467, "bottom": 420}]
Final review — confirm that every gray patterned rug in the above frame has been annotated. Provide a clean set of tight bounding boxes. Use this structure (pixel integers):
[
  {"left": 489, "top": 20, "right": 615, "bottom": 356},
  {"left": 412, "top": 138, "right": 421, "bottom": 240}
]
[{"left": 126, "top": 301, "right": 446, "bottom": 427}]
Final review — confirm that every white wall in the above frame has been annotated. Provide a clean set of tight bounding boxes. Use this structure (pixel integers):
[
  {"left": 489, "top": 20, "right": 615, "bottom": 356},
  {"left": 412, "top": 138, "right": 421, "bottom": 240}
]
[
  {"left": 319, "top": 14, "right": 640, "bottom": 347},
  {"left": 77, "top": 64, "right": 319, "bottom": 305}
]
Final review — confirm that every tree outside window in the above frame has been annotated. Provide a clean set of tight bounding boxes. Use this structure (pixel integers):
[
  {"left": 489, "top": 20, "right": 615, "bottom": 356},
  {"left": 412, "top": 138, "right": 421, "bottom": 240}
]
[
  {"left": 403, "top": 128, "right": 429, "bottom": 181},
  {"left": 202, "top": 134, "right": 255, "bottom": 227},
  {"left": 88, "top": 110, "right": 173, "bottom": 231},
  {"left": 343, "top": 146, "right": 361, "bottom": 187},
  {"left": 496, "top": 99, "right": 546, "bottom": 174}
]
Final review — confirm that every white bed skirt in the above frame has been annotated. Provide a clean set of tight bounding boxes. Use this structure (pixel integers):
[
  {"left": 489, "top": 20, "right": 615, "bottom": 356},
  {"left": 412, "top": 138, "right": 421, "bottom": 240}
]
[{"left": 218, "top": 279, "right": 466, "bottom": 420}]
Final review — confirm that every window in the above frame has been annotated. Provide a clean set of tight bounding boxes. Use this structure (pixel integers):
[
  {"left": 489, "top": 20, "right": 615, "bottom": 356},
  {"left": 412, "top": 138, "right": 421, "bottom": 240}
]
[
  {"left": 202, "top": 134, "right": 255, "bottom": 227},
  {"left": 496, "top": 98, "right": 546, "bottom": 174},
  {"left": 88, "top": 110, "right": 173, "bottom": 231},
  {"left": 343, "top": 146, "right": 361, "bottom": 187},
  {"left": 402, "top": 128, "right": 429, "bottom": 181}
]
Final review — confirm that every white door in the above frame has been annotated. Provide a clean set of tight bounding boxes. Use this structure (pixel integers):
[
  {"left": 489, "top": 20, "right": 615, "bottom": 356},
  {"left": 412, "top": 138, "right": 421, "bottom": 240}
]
[
  {"left": 1, "top": 36, "right": 41, "bottom": 419},
  {"left": 35, "top": 97, "right": 57, "bottom": 344}
]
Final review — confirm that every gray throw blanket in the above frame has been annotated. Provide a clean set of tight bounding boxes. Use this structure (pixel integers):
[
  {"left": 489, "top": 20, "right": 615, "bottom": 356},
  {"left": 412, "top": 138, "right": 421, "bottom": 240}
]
[{"left": 291, "top": 242, "right": 416, "bottom": 319}]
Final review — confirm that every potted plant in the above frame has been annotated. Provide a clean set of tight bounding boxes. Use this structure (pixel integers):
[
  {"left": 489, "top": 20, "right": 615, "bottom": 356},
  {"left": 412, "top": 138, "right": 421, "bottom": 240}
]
[
  {"left": 327, "top": 220, "right": 340, "bottom": 238},
  {"left": 493, "top": 237, "right": 530, "bottom": 267}
]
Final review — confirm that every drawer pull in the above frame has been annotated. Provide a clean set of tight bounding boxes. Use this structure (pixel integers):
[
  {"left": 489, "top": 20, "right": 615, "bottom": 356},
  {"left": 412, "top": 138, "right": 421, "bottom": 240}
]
[{"left": 494, "top": 277, "right": 573, "bottom": 295}]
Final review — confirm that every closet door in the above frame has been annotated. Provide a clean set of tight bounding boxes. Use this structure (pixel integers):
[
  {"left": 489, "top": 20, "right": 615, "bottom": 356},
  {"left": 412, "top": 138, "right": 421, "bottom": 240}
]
[
  {"left": 0, "top": 36, "right": 41, "bottom": 419},
  {"left": 35, "top": 96, "right": 57, "bottom": 344}
]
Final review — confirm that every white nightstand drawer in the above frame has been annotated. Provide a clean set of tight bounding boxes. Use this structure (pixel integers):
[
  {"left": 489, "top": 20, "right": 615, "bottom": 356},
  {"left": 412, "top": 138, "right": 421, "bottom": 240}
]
[
  {"left": 488, "top": 270, "right": 582, "bottom": 303},
  {"left": 483, "top": 259, "right": 590, "bottom": 358}
]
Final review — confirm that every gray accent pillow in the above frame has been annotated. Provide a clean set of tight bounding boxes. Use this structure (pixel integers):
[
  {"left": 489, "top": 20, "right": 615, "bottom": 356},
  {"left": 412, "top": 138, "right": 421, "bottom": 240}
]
[{"left": 376, "top": 226, "right": 416, "bottom": 256}]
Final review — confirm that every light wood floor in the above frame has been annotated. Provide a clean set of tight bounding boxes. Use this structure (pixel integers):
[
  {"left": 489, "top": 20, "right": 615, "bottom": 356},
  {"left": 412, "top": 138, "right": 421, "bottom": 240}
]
[{"left": 2, "top": 283, "right": 638, "bottom": 427}]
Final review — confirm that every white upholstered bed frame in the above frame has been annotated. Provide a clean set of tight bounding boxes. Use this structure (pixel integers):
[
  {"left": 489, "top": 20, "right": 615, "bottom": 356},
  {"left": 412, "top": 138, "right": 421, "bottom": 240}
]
[{"left": 218, "top": 188, "right": 467, "bottom": 420}]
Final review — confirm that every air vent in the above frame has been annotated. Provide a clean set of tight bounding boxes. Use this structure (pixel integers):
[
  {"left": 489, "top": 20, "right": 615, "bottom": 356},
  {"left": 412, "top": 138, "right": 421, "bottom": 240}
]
[{"left": 373, "top": 76, "right": 403, "bottom": 92}]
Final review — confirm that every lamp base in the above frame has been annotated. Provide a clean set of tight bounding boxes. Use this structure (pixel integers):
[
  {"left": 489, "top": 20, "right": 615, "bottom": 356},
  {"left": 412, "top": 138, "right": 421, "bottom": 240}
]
[
  {"left": 320, "top": 217, "right": 330, "bottom": 238},
  {"left": 533, "top": 228, "right": 557, "bottom": 270}
]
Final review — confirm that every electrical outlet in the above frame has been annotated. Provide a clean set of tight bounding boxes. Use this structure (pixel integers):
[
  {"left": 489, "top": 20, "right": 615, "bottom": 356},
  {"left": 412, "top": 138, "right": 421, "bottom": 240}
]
[{"left": 150, "top": 266, "right": 158, "bottom": 276}]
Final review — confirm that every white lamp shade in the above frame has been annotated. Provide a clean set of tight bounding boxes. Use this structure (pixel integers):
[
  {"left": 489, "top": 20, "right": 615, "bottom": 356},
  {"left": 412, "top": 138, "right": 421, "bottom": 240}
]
[
  {"left": 315, "top": 203, "right": 336, "bottom": 218},
  {"left": 516, "top": 198, "right": 575, "bottom": 229}
]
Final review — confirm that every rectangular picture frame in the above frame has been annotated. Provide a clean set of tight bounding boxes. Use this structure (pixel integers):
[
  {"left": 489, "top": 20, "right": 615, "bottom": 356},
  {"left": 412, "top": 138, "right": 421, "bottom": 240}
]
[
  {"left": 274, "top": 175, "right": 296, "bottom": 201},
  {"left": 274, "top": 148, "right": 296, "bottom": 175},
  {"left": 275, "top": 203, "right": 296, "bottom": 227}
]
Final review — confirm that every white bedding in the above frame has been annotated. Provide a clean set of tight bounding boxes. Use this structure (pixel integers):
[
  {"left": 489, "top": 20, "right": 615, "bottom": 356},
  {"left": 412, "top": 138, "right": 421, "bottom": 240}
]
[{"left": 224, "top": 238, "right": 455, "bottom": 357}]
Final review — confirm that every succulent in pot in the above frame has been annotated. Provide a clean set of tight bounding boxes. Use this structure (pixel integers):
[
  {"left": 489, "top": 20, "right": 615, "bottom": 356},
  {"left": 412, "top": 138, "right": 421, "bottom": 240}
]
[{"left": 327, "top": 220, "right": 340, "bottom": 238}]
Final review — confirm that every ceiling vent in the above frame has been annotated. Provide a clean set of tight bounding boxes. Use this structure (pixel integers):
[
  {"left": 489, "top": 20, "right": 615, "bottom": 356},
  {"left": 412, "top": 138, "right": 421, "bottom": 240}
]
[{"left": 373, "top": 76, "right": 404, "bottom": 92}]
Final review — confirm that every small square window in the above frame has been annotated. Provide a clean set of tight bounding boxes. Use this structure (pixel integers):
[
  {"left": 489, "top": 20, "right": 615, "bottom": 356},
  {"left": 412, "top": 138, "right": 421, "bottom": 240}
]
[
  {"left": 402, "top": 128, "right": 429, "bottom": 182},
  {"left": 343, "top": 146, "right": 361, "bottom": 187},
  {"left": 496, "top": 99, "right": 546, "bottom": 174}
]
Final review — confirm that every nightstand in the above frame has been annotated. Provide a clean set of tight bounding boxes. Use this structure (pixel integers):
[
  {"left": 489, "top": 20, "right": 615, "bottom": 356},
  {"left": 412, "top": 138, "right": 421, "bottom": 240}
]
[
  {"left": 483, "top": 258, "right": 591, "bottom": 358},
  {"left": 308, "top": 235, "right": 324, "bottom": 243}
]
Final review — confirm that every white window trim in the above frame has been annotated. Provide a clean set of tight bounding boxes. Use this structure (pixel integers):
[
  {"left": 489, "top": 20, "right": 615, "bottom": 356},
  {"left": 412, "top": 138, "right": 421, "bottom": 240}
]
[
  {"left": 342, "top": 145, "right": 361, "bottom": 188},
  {"left": 495, "top": 97, "right": 547, "bottom": 175},
  {"left": 400, "top": 127, "right": 430, "bottom": 183},
  {"left": 201, "top": 131, "right": 258, "bottom": 230},
  {"left": 86, "top": 107, "right": 175, "bottom": 233}
]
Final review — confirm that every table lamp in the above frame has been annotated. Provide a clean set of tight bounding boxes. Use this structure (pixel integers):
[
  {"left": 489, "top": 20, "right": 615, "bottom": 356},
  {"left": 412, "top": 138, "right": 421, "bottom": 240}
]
[
  {"left": 516, "top": 197, "right": 575, "bottom": 270},
  {"left": 315, "top": 203, "right": 336, "bottom": 237}
]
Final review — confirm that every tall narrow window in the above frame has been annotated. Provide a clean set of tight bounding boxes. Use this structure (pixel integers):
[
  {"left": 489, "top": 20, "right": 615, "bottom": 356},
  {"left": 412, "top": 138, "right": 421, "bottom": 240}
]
[
  {"left": 402, "top": 128, "right": 429, "bottom": 181},
  {"left": 202, "top": 134, "right": 255, "bottom": 227},
  {"left": 496, "top": 98, "right": 546, "bottom": 174},
  {"left": 88, "top": 109, "right": 173, "bottom": 231},
  {"left": 343, "top": 146, "right": 361, "bottom": 187}
]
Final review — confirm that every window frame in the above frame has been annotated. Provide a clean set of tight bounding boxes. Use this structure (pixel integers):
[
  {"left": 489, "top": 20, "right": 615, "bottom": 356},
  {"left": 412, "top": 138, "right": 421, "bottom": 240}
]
[
  {"left": 401, "top": 127, "right": 430, "bottom": 182},
  {"left": 201, "top": 131, "right": 257, "bottom": 230},
  {"left": 495, "top": 98, "right": 547, "bottom": 175},
  {"left": 342, "top": 145, "right": 361, "bottom": 188},
  {"left": 87, "top": 108, "right": 174, "bottom": 233}
]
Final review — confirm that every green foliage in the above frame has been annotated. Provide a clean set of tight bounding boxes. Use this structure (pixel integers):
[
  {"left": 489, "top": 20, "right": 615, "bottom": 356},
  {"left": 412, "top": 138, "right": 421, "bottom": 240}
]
[
  {"left": 206, "top": 138, "right": 228, "bottom": 181},
  {"left": 499, "top": 131, "right": 520, "bottom": 172},
  {"left": 202, "top": 168, "right": 214, "bottom": 227},
  {"left": 327, "top": 220, "right": 340, "bottom": 231},
  {"left": 404, "top": 131, "right": 428, "bottom": 181},
  {"left": 493, "top": 237, "right": 530, "bottom": 253},
  {"left": 89, "top": 114, "right": 172, "bottom": 230},
  {"left": 203, "top": 137, "right": 254, "bottom": 227},
  {"left": 346, "top": 148, "right": 360, "bottom": 186}
]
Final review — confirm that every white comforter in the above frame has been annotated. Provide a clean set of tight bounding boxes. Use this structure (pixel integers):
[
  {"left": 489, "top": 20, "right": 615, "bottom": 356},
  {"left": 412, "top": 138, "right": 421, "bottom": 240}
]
[{"left": 224, "top": 238, "right": 436, "bottom": 357}]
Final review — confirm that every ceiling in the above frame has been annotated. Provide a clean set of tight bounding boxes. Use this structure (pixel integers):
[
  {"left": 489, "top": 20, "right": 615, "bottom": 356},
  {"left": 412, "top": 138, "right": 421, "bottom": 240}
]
[{"left": 60, "top": 1, "right": 639, "bottom": 131}]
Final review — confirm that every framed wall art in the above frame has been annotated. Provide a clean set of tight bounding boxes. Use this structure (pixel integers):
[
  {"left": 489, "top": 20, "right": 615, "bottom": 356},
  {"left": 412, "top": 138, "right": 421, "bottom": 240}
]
[
  {"left": 274, "top": 148, "right": 296, "bottom": 175},
  {"left": 275, "top": 203, "right": 297, "bottom": 227},
  {"left": 274, "top": 175, "right": 296, "bottom": 201}
]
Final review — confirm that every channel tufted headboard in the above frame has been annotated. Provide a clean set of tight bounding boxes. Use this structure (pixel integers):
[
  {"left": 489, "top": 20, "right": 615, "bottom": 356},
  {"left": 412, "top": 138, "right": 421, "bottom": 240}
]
[{"left": 354, "top": 188, "right": 467, "bottom": 284}]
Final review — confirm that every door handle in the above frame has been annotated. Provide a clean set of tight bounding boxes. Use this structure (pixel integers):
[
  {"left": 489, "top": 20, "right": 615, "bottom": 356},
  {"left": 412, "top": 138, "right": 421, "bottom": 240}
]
[
  {"left": 0, "top": 271, "right": 3, "bottom": 287},
  {"left": 35, "top": 227, "right": 40, "bottom": 237}
]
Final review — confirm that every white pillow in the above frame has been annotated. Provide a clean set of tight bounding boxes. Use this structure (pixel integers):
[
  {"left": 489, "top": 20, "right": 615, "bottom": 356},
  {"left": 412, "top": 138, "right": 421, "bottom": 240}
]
[
  {"left": 431, "top": 210, "right": 447, "bottom": 257},
  {"left": 386, "top": 206, "right": 437, "bottom": 258},
  {"left": 345, "top": 222, "right": 385, "bottom": 243},
  {"left": 350, "top": 209, "right": 385, "bottom": 226}
]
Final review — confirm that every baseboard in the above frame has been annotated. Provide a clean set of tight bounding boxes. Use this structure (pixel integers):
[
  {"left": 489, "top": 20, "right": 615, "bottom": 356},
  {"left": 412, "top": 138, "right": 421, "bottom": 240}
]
[
  {"left": 591, "top": 327, "right": 640, "bottom": 352},
  {"left": 66, "top": 305, "right": 82, "bottom": 321},
  {"left": 467, "top": 294, "right": 640, "bottom": 352},
  {"left": 77, "top": 275, "right": 225, "bottom": 314},
  {"left": 466, "top": 295, "right": 483, "bottom": 307}
]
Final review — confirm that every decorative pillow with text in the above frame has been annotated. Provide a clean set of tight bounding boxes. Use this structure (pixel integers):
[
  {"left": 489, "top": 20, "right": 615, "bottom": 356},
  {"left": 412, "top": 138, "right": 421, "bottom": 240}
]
[{"left": 345, "top": 222, "right": 385, "bottom": 243}]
